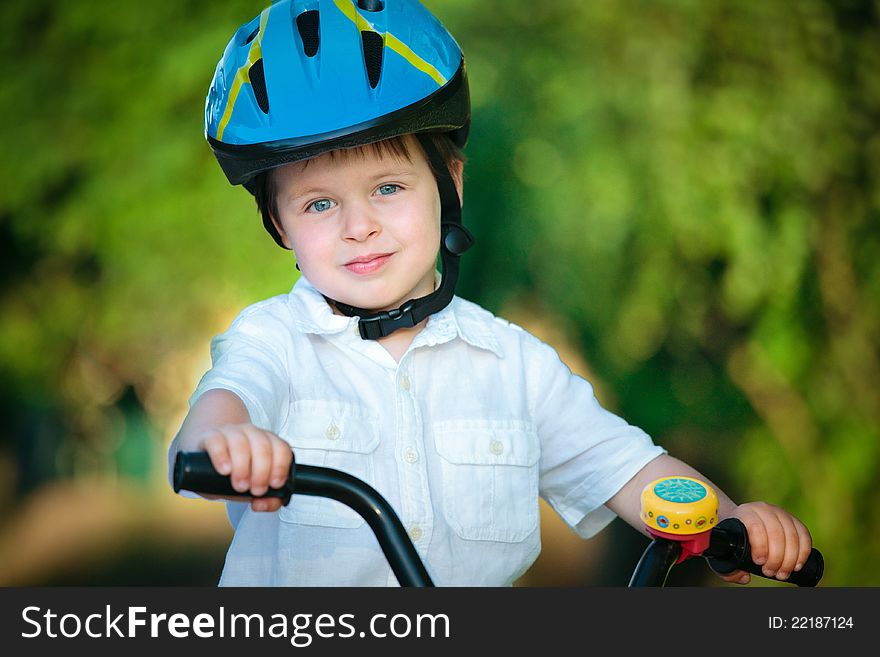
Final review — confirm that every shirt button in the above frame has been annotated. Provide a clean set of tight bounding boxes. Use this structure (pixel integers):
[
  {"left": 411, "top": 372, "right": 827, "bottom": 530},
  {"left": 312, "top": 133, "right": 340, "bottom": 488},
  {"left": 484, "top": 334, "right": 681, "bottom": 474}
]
[
  {"left": 325, "top": 423, "right": 340, "bottom": 440},
  {"left": 408, "top": 526, "right": 423, "bottom": 542},
  {"left": 400, "top": 375, "right": 411, "bottom": 391},
  {"left": 490, "top": 440, "right": 504, "bottom": 455},
  {"left": 403, "top": 447, "right": 419, "bottom": 464}
]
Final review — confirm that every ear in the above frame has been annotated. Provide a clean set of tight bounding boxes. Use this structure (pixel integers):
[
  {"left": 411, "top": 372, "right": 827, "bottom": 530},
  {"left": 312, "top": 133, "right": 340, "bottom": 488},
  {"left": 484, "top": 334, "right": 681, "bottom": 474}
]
[
  {"left": 450, "top": 159, "right": 464, "bottom": 207},
  {"left": 269, "top": 211, "right": 293, "bottom": 250}
]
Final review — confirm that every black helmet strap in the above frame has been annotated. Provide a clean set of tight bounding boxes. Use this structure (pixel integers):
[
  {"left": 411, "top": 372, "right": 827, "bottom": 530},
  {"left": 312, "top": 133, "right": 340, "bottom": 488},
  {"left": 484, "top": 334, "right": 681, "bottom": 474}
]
[{"left": 329, "top": 133, "right": 473, "bottom": 340}]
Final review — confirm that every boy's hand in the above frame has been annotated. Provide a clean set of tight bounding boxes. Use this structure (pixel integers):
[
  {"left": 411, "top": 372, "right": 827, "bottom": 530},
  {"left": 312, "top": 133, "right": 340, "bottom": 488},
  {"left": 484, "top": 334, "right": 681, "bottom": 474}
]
[
  {"left": 197, "top": 423, "right": 294, "bottom": 513},
  {"left": 718, "top": 502, "right": 813, "bottom": 585}
]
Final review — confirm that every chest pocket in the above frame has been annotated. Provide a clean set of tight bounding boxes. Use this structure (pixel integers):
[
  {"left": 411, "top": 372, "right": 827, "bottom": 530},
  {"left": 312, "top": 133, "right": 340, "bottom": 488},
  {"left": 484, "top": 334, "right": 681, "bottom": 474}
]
[
  {"left": 279, "top": 400, "right": 379, "bottom": 529},
  {"left": 433, "top": 419, "right": 540, "bottom": 543}
]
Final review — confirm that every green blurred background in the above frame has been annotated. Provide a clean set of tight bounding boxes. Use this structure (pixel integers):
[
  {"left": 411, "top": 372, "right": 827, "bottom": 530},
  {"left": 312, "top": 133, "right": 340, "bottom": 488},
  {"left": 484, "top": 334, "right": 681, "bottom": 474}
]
[{"left": 1, "top": 0, "right": 877, "bottom": 587}]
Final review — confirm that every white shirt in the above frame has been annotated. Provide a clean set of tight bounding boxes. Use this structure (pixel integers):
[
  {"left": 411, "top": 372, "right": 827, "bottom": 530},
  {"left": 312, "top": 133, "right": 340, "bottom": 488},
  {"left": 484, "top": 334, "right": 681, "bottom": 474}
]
[{"left": 187, "top": 276, "right": 666, "bottom": 586}]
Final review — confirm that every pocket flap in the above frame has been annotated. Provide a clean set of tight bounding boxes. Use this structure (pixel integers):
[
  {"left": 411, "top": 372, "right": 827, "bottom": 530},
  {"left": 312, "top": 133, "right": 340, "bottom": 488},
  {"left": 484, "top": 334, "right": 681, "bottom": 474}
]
[
  {"left": 433, "top": 419, "right": 539, "bottom": 466},
  {"left": 285, "top": 400, "right": 379, "bottom": 454}
]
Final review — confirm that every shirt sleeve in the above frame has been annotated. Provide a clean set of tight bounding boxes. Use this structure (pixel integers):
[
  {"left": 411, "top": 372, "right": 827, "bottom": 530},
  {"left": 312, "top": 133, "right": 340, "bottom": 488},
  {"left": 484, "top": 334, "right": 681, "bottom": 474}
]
[
  {"left": 527, "top": 335, "right": 666, "bottom": 539},
  {"left": 189, "top": 305, "right": 291, "bottom": 433}
]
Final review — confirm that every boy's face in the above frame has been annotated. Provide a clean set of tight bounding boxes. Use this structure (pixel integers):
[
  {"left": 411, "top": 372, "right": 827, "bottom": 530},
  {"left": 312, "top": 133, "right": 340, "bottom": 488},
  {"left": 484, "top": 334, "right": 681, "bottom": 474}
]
[{"left": 271, "top": 135, "right": 460, "bottom": 314}]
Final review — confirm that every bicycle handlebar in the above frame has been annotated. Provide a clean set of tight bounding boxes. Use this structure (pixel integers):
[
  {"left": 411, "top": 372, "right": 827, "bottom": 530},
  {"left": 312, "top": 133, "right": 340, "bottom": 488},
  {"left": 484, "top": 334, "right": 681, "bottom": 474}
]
[
  {"left": 172, "top": 451, "right": 434, "bottom": 587},
  {"left": 173, "top": 452, "right": 824, "bottom": 588},
  {"left": 705, "top": 517, "right": 824, "bottom": 586},
  {"left": 629, "top": 482, "right": 824, "bottom": 589},
  {"left": 628, "top": 519, "right": 824, "bottom": 587}
]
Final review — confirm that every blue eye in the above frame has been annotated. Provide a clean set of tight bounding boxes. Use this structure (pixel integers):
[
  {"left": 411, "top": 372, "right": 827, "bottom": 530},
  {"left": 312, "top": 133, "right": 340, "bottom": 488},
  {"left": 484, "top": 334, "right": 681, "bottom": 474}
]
[
  {"left": 308, "top": 199, "right": 335, "bottom": 213},
  {"left": 377, "top": 184, "right": 400, "bottom": 196}
]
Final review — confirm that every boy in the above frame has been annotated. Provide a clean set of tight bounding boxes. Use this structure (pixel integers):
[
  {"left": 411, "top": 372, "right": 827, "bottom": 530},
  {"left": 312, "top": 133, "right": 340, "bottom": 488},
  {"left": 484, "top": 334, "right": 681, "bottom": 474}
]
[{"left": 169, "top": 0, "right": 813, "bottom": 586}]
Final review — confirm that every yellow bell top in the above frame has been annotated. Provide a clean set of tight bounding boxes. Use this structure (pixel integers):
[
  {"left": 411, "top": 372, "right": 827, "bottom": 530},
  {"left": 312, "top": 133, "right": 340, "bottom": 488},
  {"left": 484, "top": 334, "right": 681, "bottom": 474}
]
[{"left": 640, "top": 476, "right": 719, "bottom": 536}]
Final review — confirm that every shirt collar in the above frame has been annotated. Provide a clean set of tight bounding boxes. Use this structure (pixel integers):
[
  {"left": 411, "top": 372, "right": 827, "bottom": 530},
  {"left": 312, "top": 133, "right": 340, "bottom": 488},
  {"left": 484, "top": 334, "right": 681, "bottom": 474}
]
[
  {"left": 286, "top": 275, "right": 504, "bottom": 358},
  {"left": 416, "top": 295, "right": 504, "bottom": 357},
  {"left": 286, "top": 276, "right": 358, "bottom": 336}
]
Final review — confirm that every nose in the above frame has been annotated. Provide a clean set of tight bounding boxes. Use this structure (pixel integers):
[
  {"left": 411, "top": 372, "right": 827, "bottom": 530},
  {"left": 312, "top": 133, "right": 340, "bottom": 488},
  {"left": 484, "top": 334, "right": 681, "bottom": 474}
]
[{"left": 341, "top": 202, "right": 381, "bottom": 242}]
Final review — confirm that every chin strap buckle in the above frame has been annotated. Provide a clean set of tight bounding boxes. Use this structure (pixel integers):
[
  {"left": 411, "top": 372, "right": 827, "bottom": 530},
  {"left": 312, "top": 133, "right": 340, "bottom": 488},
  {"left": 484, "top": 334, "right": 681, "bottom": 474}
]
[{"left": 357, "top": 300, "right": 418, "bottom": 340}]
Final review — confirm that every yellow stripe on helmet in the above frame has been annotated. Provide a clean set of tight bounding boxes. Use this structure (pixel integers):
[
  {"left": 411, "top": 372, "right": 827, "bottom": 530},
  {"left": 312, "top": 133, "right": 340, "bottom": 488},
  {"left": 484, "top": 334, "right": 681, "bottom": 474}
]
[
  {"left": 333, "top": 0, "right": 447, "bottom": 87},
  {"left": 216, "top": 9, "right": 269, "bottom": 142}
]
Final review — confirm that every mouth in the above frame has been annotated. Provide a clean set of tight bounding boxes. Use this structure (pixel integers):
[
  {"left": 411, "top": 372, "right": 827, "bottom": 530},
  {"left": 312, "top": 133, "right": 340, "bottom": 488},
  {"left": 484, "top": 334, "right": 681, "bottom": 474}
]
[{"left": 343, "top": 252, "right": 394, "bottom": 275}]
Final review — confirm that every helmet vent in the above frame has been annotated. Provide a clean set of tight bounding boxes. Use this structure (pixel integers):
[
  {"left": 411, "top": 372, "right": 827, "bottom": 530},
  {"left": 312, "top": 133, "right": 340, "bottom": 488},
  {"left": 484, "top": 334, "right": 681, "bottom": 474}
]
[
  {"left": 244, "top": 26, "right": 260, "bottom": 45},
  {"left": 357, "top": 0, "right": 385, "bottom": 10},
  {"left": 361, "top": 30, "right": 384, "bottom": 88},
  {"left": 296, "top": 10, "right": 320, "bottom": 58},
  {"left": 248, "top": 58, "right": 270, "bottom": 114}
]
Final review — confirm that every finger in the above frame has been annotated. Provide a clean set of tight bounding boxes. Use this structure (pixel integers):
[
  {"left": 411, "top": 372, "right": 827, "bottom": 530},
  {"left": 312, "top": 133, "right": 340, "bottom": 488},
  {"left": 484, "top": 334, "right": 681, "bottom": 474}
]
[
  {"left": 774, "top": 513, "right": 802, "bottom": 580},
  {"left": 251, "top": 497, "right": 283, "bottom": 513},
  {"left": 793, "top": 519, "right": 813, "bottom": 572},
  {"left": 743, "top": 514, "right": 770, "bottom": 569},
  {"left": 718, "top": 569, "right": 750, "bottom": 585},
  {"left": 200, "top": 431, "right": 232, "bottom": 476},
  {"left": 760, "top": 513, "right": 786, "bottom": 577},
  {"left": 205, "top": 493, "right": 255, "bottom": 503},
  {"left": 245, "top": 428, "right": 274, "bottom": 496},
  {"left": 269, "top": 437, "right": 294, "bottom": 489},
  {"left": 224, "top": 427, "right": 253, "bottom": 493}
]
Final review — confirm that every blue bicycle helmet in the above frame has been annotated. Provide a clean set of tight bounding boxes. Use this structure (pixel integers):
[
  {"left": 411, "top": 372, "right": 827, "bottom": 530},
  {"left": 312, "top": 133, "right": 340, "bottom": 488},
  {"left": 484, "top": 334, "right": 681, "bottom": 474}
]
[
  {"left": 206, "top": 0, "right": 470, "bottom": 190},
  {"left": 205, "top": 0, "right": 474, "bottom": 340}
]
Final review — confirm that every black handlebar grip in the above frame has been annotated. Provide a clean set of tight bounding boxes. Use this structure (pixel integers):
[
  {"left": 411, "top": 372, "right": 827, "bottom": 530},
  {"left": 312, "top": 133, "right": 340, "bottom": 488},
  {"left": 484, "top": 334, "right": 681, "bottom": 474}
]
[
  {"left": 173, "top": 451, "right": 295, "bottom": 506},
  {"left": 706, "top": 518, "right": 824, "bottom": 587}
]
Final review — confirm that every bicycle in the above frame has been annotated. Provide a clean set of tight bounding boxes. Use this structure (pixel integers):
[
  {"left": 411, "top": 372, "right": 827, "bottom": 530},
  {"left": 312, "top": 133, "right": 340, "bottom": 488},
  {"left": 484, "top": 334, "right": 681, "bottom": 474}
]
[{"left": 172, "top": 451, "right": 824, "bottom": 588}]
